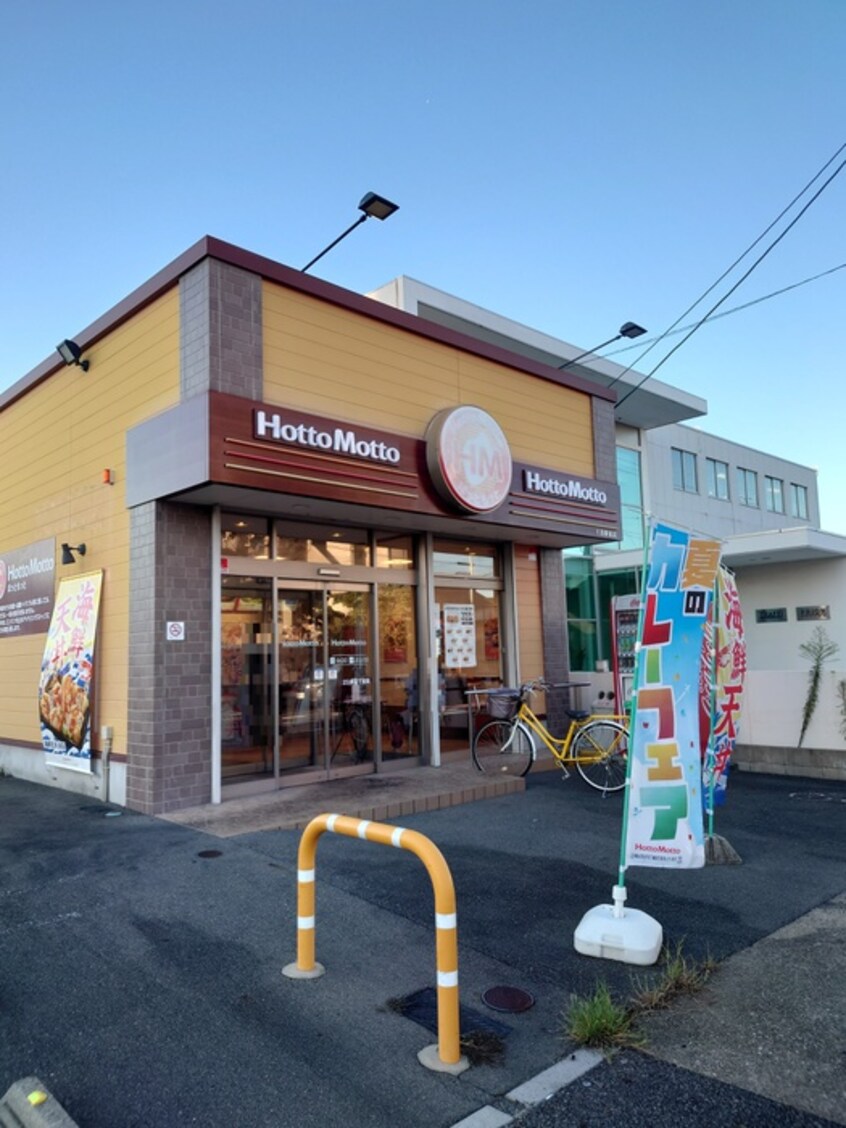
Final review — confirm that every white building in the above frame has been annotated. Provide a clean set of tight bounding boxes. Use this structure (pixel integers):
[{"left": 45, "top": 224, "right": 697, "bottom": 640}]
[{"left": 369, "top": 276, "right": 846, "bottom": 780}]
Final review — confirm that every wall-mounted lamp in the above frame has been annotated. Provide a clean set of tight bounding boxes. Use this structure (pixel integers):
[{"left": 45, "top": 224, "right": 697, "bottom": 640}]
[
  {"left": 57, "top": 339, "right": 90, "bottom": 372},
  {"left": 557, "top": 322, "right": 646, "bottom": 371},
  {"left": 61, "top": 543, "right": 87, "bottom": 565},
  {"left": 301, "top": 191, "right": 400, "bottom": 273}
]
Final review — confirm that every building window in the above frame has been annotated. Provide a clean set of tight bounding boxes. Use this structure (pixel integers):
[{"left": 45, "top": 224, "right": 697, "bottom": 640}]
[
  {"left": 706, "top": 458, "right": 729, "bottom": 500},
  {"left": 737, "top": 467, "right": 758, "bottom": 507},
  {"left": 671, "top": 448, "right": 698, "bottom": 493},
  {"left": 764, "top": 476, "right": 785, "bottom": 513},
  {"left": 616, "top": 447, "right": 644, "bottom": 551},
  {"left": 790, "top": 483, "right": 809, "bottom": 520}
]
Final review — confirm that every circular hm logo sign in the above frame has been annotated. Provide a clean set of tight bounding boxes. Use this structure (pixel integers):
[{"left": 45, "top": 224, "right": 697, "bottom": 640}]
[{"left": 425, "top": 406, "right": 513, "bottom": 514}]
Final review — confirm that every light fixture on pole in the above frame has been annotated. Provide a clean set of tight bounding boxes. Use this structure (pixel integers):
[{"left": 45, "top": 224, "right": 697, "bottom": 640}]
[
  {"left": 557, "top": 322, "right": 646, "bottom": 371},
  {"left": 56, "top": 339, "right": 90, "bottom": 372},
  {"left": 301, "top": 192, "right": 400, "bottom": 273},
  {"left": 61, "top": 543, "right": 86, "bottom": 565}
]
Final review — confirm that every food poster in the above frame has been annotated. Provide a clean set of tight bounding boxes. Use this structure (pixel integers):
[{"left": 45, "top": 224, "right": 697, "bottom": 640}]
[
  {"left": 39, "top": 572, "right": 103, "bottom": 771},
  {"left": 443, "top": 603, "right": 476, "bottom": 669}
]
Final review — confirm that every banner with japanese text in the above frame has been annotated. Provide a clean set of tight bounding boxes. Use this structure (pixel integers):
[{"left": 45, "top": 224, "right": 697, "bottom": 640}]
[
  {"left": 39, "top": 572, "right": 103, "bottom": 772},
  {"left": 709, "top": 566, "right": 745, "bottom": 806},
  {"left": 624, "top": 524, "right": 722, "bottom": 869}
]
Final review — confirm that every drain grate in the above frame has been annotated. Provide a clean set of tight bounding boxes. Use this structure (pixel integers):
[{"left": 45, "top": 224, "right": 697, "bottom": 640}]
[
  {"left": 389, "top": 986, "right": 512, "bottom": 1039},
  {"left": 197, "top": 849, "right": 223, "bottom": 859}
]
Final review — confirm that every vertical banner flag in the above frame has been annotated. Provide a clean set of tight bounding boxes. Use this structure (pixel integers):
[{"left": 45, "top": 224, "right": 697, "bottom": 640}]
[
  {"left": 709, "top": 566, "right": 746, "bottom": 806},
  {"left": 39, "top": 572, "right": 103, "bottom": 772},
  {"left": 624, "top": 524, "right": 722, "bottom": 869}
]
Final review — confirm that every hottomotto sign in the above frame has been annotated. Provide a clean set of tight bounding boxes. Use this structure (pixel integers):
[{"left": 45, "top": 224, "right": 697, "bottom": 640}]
[
  {"left": 523, "top": 469, "right": 609, "bottom": 506},
  {"left": 254, "top": 410, "right": 401, "bottom": 465},
  {"left": 0, "top": 538, "right": 56, "bottom": 638}
]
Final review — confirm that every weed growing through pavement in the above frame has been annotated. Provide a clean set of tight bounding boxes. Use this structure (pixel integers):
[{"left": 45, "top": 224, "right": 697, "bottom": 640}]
[
  {"left": 565, "top": 940, "right": 717, "bottom": 1052},
  {"left": 566, "top": 980, "right": 644, "bottom": 1050}
]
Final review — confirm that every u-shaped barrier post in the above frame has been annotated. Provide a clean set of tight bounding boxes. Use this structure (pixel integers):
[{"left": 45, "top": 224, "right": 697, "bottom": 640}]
[{"left": 282, "top": 812, "right": 468, "bottom": 1074}]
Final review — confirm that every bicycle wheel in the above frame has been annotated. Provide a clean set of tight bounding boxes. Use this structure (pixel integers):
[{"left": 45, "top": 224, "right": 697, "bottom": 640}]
[
  {"left": 472, "top": 720, "right": 533, "bottom": 777},
  {"left": 573, "top": 720, "right": 628, "bottom": 792}
]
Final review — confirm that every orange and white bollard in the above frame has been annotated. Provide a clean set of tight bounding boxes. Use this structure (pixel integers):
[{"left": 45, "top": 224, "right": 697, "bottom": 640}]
[{"left": 282, "top": 813, "right": 468, "bottom": 1074}]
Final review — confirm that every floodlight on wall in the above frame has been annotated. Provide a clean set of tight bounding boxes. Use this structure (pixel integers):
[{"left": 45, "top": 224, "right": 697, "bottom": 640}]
[
  {"left": 56, "top": 339, "right": 90, "bottom": 372},
  {"left": 301, "top": 191, "right": 400, "bottom": 273},
  {"left": 61, "top": 543, "right": 86, "bottom": 565},
  {"left": 558, "top": 322, "right": 646, "bottom": 371}
]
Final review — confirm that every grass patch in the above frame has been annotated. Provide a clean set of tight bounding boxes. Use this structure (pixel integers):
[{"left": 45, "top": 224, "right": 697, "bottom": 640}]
[
  {"left": 566, "top": 940, "right": 717, "bottom": 1051},
  {"left": 630, "top": 941, "right": 716, "bottom": 1011},
  {"left": 565, "top": 981, "right": 643, "bottom": 1050}
]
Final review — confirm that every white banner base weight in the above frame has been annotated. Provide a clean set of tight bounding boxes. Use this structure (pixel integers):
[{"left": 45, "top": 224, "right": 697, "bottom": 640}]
[{"left": 573, "top": 885, "right": 663, "bottom": 966}]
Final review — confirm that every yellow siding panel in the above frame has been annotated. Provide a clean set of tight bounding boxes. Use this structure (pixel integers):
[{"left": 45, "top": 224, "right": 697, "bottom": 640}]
[
  {"left": 0, "top": 288, "right": 180, "bottom": 753},
  {"left": 263, "top": 283, "right": 595, "bottom": 476}
]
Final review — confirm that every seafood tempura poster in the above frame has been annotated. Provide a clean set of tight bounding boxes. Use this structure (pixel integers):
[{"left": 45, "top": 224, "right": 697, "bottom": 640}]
[{"left": 39, "top": 571, "right": 103, "bottom": 772}]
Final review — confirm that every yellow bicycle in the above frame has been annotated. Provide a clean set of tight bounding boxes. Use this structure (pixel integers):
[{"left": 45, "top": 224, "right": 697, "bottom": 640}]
[{"left": 470, "top": 680, "right": 629, "bottom": 791}]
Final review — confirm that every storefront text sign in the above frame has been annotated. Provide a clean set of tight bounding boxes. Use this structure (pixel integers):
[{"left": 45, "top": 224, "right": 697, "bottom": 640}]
[
  {"left": 426, "top": 406, "right": 512, "bottom": 514},
  {"left": 0, "top": 539, "right": 56, "bottom": 638}
]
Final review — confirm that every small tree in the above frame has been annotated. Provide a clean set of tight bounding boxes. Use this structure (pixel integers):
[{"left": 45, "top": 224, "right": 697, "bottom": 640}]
[{"left": 798, "top": 627, "right": 839, "bottom": 748}]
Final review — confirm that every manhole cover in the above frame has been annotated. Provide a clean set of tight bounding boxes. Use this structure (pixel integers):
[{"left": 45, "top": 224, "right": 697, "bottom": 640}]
[
  {"left": 197, "top": 849, "right": 223, "bottom": 858},
  {"left": 481, "top": 986, "right": 535, "bottom": 1013}
]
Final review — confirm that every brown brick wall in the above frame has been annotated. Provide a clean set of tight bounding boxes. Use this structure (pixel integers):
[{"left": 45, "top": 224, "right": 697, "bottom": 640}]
[
  {"left": 539, "top": 547, "right": 571, "bottom": 737},
  {"left": 179, "top": 259, "right": 263, "bottom": 400},
  {"left": 127, "top": 502, "right": 212, "bottom": 813}
]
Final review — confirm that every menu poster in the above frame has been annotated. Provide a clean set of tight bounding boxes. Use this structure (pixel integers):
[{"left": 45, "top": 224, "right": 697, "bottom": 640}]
[
  {"left": 0, "top": 538, "right": 56, "bottom": 638},
  {"left": 39, "top": 572, "right": 103, "bottom": 772},
  {"left": 443, "top": 603, "right": 476, "bottom": 669}
]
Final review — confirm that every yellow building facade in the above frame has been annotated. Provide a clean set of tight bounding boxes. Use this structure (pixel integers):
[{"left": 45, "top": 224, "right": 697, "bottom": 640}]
[{"left": 0, "top": 238, "right": 620, "bottom": 813}]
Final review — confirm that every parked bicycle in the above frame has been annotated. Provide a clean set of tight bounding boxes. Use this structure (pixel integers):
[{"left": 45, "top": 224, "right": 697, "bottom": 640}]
[{"left": 470, "top": 680, "right": 629, "bottom": 791}]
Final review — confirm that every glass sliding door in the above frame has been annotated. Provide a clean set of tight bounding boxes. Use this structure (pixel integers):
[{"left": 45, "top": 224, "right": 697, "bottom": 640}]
[
  {"left": 277, "top": 582, "right": 373, "bottom": 777},
  {"left": 221, "top": 577, "right": 274, "bottom": 780},
  {"left": 278, "top": 586, "right": 326, "bottom": 773}
]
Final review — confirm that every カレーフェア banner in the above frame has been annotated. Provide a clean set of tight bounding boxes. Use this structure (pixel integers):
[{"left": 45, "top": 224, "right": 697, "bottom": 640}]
[{"left": 624, "top": 524, "right": 721, "bottom": 869}]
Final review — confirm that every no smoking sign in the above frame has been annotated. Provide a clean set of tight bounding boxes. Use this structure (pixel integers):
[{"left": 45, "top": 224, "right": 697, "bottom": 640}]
[{"left": 166, "top": 621, "right": 186, "bottom": 641}]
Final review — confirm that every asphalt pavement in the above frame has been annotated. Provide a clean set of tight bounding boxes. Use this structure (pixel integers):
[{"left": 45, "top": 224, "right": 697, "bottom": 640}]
[{"left": 1, "top": 767, "right": 844, "bottom": 1127}]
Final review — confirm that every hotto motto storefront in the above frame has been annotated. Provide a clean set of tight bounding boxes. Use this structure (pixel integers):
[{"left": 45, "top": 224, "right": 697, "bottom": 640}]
[{"left": 0, "top": 237, "right": 621, "bottom": 814}]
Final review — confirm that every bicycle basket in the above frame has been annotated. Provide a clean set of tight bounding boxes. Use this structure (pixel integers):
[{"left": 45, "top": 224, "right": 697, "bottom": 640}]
[{"left": 487, "top": 689, "right": 519, "bottom": 720}]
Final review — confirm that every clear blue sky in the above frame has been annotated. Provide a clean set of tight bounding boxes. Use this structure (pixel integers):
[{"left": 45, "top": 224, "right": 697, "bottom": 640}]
[{"left": 3, "top": 1, "right": 844, "bottom": 531}]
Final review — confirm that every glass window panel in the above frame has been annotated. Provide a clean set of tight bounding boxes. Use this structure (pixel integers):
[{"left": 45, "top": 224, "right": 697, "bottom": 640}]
[
  {"left": 565, "top": 556, "right": 595, "bottom": 620},
  {"left": 790, "top": 483, "right": 808, "bottom": 519},
  {"left": 376, "top": 534, "right": 414, "bottom": 569},
  {"left": 379, "top": 583, "right": 418, "bottom": 758},
  {"left": 706, "top": 459, "right": 729, "bottom": 500},
  {"left": 221, "top": 514, "right": 270, "bottom": 558},
  {"left": 737, "top": 468, "right": 758, "bottom": 507},
  {"left": 765, "top": 476, "right": 784, "bottom": 513},
  {"left": 568, "top": 620, "right": 598, "bottom": 674},
  {"left": 615, "top": 447, "right": 644, "bottom": 552},
  {"left": 671, "top": 449, "right": 697, "bottom": 493},
  {"left": 220, "top": 576, "right": 273, "bottom": 778},
  {"left": 433, "top": 539, "right": 498, "bottom": 578},
  {"left": 274, "top": 523, "right": 371, "bottom": 566}
]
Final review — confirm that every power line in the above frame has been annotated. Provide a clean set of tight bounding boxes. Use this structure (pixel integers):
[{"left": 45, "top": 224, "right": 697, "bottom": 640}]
[
  {"left": 616, "top": 150, "right": 846, "bottom": 409},
  {"left": 605, "top": 262, "right": 846, "bottom": 352},
  {"left": 605, "top": 140, "right": 846, "bottom": 391}
]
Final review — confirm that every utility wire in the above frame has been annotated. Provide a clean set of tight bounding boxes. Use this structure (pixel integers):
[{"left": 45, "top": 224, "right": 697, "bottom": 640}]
[
  {"left": 605, "top": 262, "right": 846, "bottom": 353},
  {"left": 604, "top": 140, "right": 846, "bottom": 391},
  {"left": 616, "top": 151, "right": 846, "bottom": 408}
]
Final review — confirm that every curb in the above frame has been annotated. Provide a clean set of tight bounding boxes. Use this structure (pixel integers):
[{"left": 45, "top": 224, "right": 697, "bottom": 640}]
[
  {"left": 0, "top": 1077, "right": 79, "bottom": 1128},
  {"left": 450, "top": 1049, "right": 603, "bottom": 1127}
]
